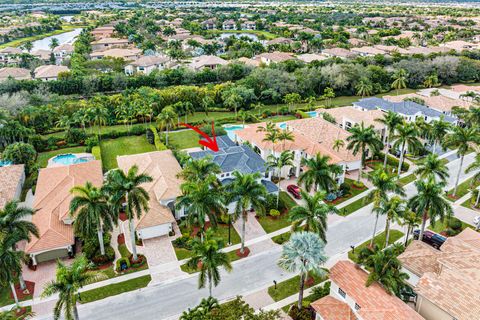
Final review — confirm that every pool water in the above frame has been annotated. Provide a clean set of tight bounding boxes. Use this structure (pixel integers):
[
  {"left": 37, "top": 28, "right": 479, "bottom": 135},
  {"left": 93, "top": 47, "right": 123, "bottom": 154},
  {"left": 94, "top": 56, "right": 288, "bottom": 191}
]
[
  {"left": 223, "top": 125, "right": 245, "bottom": 141},
  {"left": 306, "top": 111, "right": 318, "bottom": 117},
  {"left": 52, "top": 154, "right": 89, "bottom": 166},
  {"left": 278, "top": 123, "right": 287, "bottom": 130},
  {"left": 0, "top": 160, "right": 12, "bottom": 167}
]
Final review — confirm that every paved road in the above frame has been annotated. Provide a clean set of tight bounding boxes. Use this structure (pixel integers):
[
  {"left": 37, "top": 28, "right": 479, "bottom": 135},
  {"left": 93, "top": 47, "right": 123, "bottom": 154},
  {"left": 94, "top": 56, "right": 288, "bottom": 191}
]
[{"left": 35, "top": 153, "right": 476, "bottom": 320}]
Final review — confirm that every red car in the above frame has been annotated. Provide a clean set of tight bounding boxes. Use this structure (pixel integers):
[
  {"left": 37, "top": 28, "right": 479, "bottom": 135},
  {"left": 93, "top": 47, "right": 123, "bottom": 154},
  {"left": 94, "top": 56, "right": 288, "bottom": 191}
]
[{"left": 287, "top": 185, "right": 301, "bottom": 199}]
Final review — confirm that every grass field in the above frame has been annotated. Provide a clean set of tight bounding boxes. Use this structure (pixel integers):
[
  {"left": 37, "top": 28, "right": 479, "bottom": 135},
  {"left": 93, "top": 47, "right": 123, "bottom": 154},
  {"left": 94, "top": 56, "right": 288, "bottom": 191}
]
[
  {"left": 36, "top": 146, "right": 87, "bottom": 168},
  {"left": 348, "top": 230, "right": 404, "bottom": 263},
  {"left": 428, "top": 218, "right": 476, "bottom": 235},
  {"left": 169, "top": 130, "right": 200, "bottom": 150},
  {"left": 267, "top": 271, "right": 328, "bottom": 302},
  {"left": 446, "top": 177, "right": 479, "bottom": 201},
  {"left": 338, "top": 195, "right": 373, "bottom": 216},
  {"left": 398, "top": 173, "right": 416, "bottom": 187},
  {"left": 79, "top": 275, "right": 151, "bottom": 303},
  {"left": 100, "top": 135, "right": 155, "bottom": 170}
]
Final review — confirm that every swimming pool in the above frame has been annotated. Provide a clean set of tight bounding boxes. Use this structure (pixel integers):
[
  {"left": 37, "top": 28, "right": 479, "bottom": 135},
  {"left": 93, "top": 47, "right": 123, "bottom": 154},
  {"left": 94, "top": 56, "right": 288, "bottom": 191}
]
[
  {"left": 223, "top": 124, "right": 245, "bottom": 141},
  {"left": 51, "top": 154, "right": 90, "bottom": 166},
  {"left": 306, "top": 111, "right": 318, "bottom": 117},
  {"left": 0, "top": 160, "right": 12, "bottom": 167},
  {"left": 278, "top": 122, "right": 287, "bottom": 130}
]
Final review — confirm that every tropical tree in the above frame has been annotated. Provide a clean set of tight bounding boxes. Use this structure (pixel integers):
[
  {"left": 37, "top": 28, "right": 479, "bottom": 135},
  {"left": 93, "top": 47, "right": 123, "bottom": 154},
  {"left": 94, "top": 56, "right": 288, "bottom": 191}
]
[
  {"left": 283, "top": 93, "right": 301, "bottom": 112},
  {"left": 49, "top": 38, "right": 59, "bottom": 50},
  {"left": 225, "top": 172, "right": 266, "bottom": 255},
  {"left": 278, "top": 232, "right": 327, "bottom": 309},
  {"left": 267, "top": 151, "right": 294, "bottom": 207},
  {"left": 157, "top": 106, "right": 177, "bottom": 146},
  {"left": 277, "top": 129, "right": 294, "bottom": 149},
  {"left": 346, "top": 122, "right": 383, "bottom": 182},
  {"left": 391, "top": 68, "right": 408, "bottom": 95},
  {"left": 70, "top": 182, "right": 115, "bottom": 256},
  {"left": 429, "top": 117, "right": 450, "bottom": 154},
  {"left": 105, "top": 166, "right": 152, "bottom": 261},
  {"left": 289, "top": 191, "right": 337, "bottom": 242},
  {"left": 183, "top": 101, "right": 194, "bottom": 124},
  {"left": 298, "top": 154, "right": 342, "bottom": 192},
  {"left": 176, "top": 177, "right": 224, "bottom": 239},
  {"left": 261, "top": 125, "right": 279, "bottom": 154},
  {"left": 444, "top": 126, "right": 479, "bottom": 197},
  {"left": 0, "top": 233, "right": 26, "bottom": 308},
  {"left": 322, "top": 87, "right": 335, "bottom": 107},
  {"left": 355, "top": 78, "right": 373, "bottom": 98},
  {"left": 0, "top": 201, "right": 38, "bottom": 290},
  {"left": 375, "top": 111, "right": 403, "bottom": 168},
  {"left": 423, "top": 74, "right": 439, "bottom": 88},
  {"left": 465, "top": 153, "right": 480, "bottom": 206},
  {"left": 366, "top": 169, "right": 405, "bottom": 246},
  {"left": 41, "top": 256, "right": 105, "bottom": 320},
  {"left": 333, "top": 139, "right": 344, "bottom": 152},
  {"left": 87, "top": 104, "right": 108, "bottom": 140},
  {"left": 401, "top": 208, "right": 421, "bottom": 246},
  {"left": 178, "top": 157, "right": 221, "bottom": 183},
  {"left": 414, "top": 153, "right": 449, "bottom": 183},
  {"left": 22, "top": 41, "right": 33, "bottom": 53},
  {"left": 201, "top": 96, "right": 214, "bottom": 116},
  {"left": 223, "top": 92, "right": 242, "bottom": 117},
  {"left": 186, "top": 229, "right": 232, "bottom": 297},
  {"left": 374, "top": 196, "right": 406, "bottom": 248},
  {"left": 391, "top": 122, "right": 422, "bottom": 176},
  {"left": 409, "top": 178, "right": 453, "bottom": 240}
]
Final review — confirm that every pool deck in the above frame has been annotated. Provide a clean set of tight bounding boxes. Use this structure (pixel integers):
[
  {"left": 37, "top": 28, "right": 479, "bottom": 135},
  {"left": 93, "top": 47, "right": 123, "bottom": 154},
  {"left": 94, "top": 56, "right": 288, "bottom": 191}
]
[{"left": 47, "top": 153, "right": 95, "bottom": 168}]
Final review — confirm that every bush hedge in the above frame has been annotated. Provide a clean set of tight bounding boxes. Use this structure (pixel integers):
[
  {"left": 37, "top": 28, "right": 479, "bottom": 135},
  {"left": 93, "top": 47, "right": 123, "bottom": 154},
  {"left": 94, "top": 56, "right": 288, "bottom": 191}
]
[
  {"left": 115, "top": 257, "right": 130, "bottom": 272},
  {"left": 375, "top": 152, "right": 410, "bottom": 172}
]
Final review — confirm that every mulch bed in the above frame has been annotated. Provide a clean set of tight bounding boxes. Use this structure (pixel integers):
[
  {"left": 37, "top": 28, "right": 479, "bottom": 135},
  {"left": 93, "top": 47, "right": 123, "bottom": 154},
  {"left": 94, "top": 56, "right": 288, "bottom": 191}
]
[
  {"left": 447, "top": 194, "right": 459, "bottom": 200},
  {"left": 92, "top": 262, "right": 113, "bottom": 270},
  {"left": 10, "top": 281, "right": 34, "bottom": 300},
  {"left": 236, "top": 247, "right": 250, "bottom": 258},
  {"left": 119, "top": 212, "right": 128, "bottom": 222},
  {"left": 117, "top": 233, "right": 125, "bottom": 245},
  {"left": 15, "top": 307, "right": 29, "bottom": 317},
  {"left": 191, "top": 222, "right": 212, "bottom": 237},
  {"left": 304, "top": 276, "right": 315, "bottom": 287}
]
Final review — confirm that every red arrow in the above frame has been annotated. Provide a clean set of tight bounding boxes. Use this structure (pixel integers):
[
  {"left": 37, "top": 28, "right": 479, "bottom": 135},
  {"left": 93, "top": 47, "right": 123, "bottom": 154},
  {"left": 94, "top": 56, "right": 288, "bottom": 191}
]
[{"left": 179, "top": 121, "right": 219, "bottom": 152}]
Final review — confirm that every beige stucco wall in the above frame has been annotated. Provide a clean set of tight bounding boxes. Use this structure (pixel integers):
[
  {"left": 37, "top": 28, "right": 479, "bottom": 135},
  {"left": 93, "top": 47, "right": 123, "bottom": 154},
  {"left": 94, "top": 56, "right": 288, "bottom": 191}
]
[{"left": 416, "top": 295, "right": 454, "bottom": 320}]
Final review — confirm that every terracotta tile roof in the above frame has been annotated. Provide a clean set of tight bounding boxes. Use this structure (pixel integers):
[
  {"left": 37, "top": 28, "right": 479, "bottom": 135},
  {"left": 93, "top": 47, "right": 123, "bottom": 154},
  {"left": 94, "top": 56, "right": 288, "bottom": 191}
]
[
  {"left": 0, "top": 47, "right": 22, "bottom": 54},
  {"left": 384, "top": 93, "right": 472, "bottom": 113},
  {"left": 0, "top": 67, "right": 31, "bottom": 80},
  {"left": 90, "top": 48, "right": 142, "bottom": 59},
  {"left": 330, "top": 261, "right": 424, "bottom": 320},
  {"left": 322, "top": 47, "right": 357, "bottom": 58},
  {"left": 91, "top": 37, "right": 129, "bottom": 45},
  {"left": 296, "top": 53, "right": 326, "bottom": 63},
  {"left": 31, "top": 49, "right": 52, "bottom": 60},
  {"left": 351, "top": 46, "right": 387, "bottom": 55},
  {"left": 0, "top": 164, "right": 24, "bottom": 209},
  {"left": 398, "top": 240, "right": 441, "bottom": 276},
  {"left": 311, "top": 295, "right": 356, "bottom": 320},
  {"left": 117, "top": 151, "right": 182, "bottom": 229},
  {"left": 189, "top": 55, "right": 228, "bottom": 69},
  {"left": 257, "top": 51, "right": 295, "bottom": 63},
  {"left": 26, "top": 161, "right": 103, "bottom": 254},
  {"left": 129, "top": 55, "right": 169, "bottom": 67},
  {"left": 34, "top": 65, "right": 70, "bottom": 79},
  {"left": 53, "top": 43, "right": 74, "bottom": 53},
  {"left": 320, "top": 106, "right": 386, "bottom": 130},
  {"left": 450, "top": 84, "right": 480, "bottom": 93}
]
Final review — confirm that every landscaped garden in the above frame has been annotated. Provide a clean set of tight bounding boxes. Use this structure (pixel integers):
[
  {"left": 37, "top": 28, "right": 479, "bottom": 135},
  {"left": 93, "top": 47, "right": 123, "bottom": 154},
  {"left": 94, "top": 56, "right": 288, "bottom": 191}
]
[
  {"left": 348, "top": 230, "right": 404, "bottom": 263},
  {"left": 446, "top": 177, "right": 479, "bottom": 202},
  {"left": 37, "top": 146, "right": 87, "bottom": 168},
  {"left": 325, "top": 178, "right": 367, "bottom": 205},
  {"left": 100, "top": 135, "right": 156, "bottom": 170},
  {"left": 338, "top": 195, "right": 374, "bottom": 216},
  {"left": 428, "top": 216, "right": 476, "bottom": 236},
  {"left": 267, "top": 271, "right": 329, "bottom": 302},
  {"left": 256, "top": 192, "right": 296, "bottom": 234},
  {"left": 79, "top": 275, "right": 152, "bottom": 303}
]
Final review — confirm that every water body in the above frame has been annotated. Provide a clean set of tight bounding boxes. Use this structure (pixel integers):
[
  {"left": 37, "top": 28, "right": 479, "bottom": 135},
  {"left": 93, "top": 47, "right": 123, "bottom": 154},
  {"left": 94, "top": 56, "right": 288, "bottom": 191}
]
[
  {"left": 60, "top": 15, "right": 74, "bottom": 23},
  {"left": 30, "top": 28, "right": 82, "bottom": 51},
  {"left": 219, "top": 32, "right": 261, "bottom": 42}
]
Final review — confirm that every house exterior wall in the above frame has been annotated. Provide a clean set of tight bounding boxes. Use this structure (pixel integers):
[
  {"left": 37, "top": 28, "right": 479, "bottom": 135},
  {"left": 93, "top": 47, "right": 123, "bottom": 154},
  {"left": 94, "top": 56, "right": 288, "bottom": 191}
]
[
  {"left": 329, "top": 281, "right": 362, "bottom": 319},
  {"left": 34, "top": 248, "right": 70, "bottom": 264},
  {"left": 416, "top": 295, "right": 454, "bottom": 320},
  {"left": 137, "top": 223, "right": 172, "bottom": 239},
  {"left": 14, "top": 170, "right": 25, "bottom": 200}
]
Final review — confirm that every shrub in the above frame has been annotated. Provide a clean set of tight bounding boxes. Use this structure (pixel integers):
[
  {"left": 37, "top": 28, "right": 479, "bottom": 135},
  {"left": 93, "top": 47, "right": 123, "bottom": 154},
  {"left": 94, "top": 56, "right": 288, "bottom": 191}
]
[
  {"left": 295, "top": 111, "right": 309, "bottom": 119},
  {"left": 325, "top": 192, "right": 337, "bottom": 202},
  {"left": 116, "top": 257, "right": 130, "bottom": 272},
  {"left": 272, "top": 233, "right": 290, "bottom": 244},
  {"left": 130, "top": 254, "right": 146, "bottom": 268},
  {"left": 447, "top": 217, "right": 462, "bottom": 230},
  {"left": 288, "top": 305, "right": 312, "bottom": 320},
  {"left": 2, "top": 142, "right": 37, "bottom": 174},
  {"left": 339, "top": 182, "right": 351, "bottom": 195},
  {"left": 309, "top": 281, "right": 331, "bottom": 301},
  {"left": 91, "top": 146, "right": 101, "bottom": 161},
  {"left": 199, "top": 124, "right": 227, "bottom": 137},
  {"left": 279, "top": 192, "right": 296, "bottom": 211},
  {"left": 149, "top": 125, "right": 167, "bottom": 150},
  {"left": 91, "top": 246, "right": 115, "bottom": 265},
  {"left": 269, "top": 209, "right": 280, "bottom": 217},
  {"left": 219, "top": 213, "right": 230, "bottom": 224},
  {"left": 321, "top": 112, "right": 336, "bottom": 124},
  {"left": 146, "top": 128, "right": 155, "bottom": 144},
  {"left": 352, "top": 180, "right": 365, "bottom": 189},
  {"left": 82, "top": 233, "right": 112, "bottom": 260},
  {"left": 85, "top": 136, "right": 99, "bottom": 152},
  {"left": 376, "top": 152, "right": 410, "bottom": 171},
  {"left": 172, "top": 234, "right": 192, "bottom": 250},
  {"left": 65, "top": 128, "right": 87, "bottom": 144},
  {"left": 445, "top": 228, "right": 459, "bottom": 236},
  {"left": 28, "top": 134, "right": 47, "bottom": 152},
  {"left": 264, "top": 193, "right": 277, "bottom": 212}
]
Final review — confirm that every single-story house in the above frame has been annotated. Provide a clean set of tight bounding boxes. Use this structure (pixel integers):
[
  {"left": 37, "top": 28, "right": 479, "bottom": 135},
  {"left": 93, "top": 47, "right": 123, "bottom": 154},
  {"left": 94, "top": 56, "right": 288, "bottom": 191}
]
[
  {"left": 26, "top": 161, "right": 103, "bottom": 266},
  {"left": 91, "top": 37, "right": 131, "bottom": 51},
  {"left": 0, "top": 67, "right": 31, "bottom": 81},
  {"left": 125, "top": 55, "right": 170, "bottom": 75},
  {"left": 311, "top": 260, "right": 424, "bottom": 320},
  {"left": 117, "top": 150, "right": 184, "bottom": 240},
  {"left": 255, "top": 51, "right": 295, "bottom": 65},
  {"left": 34, "top": 65, "right": 70, "bottom": 81},
  {"left": 90, "top": 48, "right": 142, "bottom": 61},
  {"left": 189, "top": 55, "right": 228, "bottom": 70},
  {"left": 0, "top": 164, "right": 25, "bottom": 209}
]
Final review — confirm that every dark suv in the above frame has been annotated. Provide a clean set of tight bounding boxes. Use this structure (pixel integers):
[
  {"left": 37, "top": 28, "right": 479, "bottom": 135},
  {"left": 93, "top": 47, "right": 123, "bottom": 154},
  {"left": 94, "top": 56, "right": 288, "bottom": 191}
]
[{"left": 413, "top": 230, "right": 446, "bottom": 249}]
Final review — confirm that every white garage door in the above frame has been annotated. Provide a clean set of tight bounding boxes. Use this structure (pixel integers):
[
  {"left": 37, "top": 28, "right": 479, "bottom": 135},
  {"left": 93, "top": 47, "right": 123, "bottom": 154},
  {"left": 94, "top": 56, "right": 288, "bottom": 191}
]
[{"left": 138, "top": 223, "right": 172, "bottom": 240}]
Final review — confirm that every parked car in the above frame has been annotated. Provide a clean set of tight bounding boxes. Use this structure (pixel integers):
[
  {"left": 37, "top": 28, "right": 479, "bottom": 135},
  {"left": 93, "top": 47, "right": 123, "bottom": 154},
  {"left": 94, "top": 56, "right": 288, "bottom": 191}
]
[
  {"left": 413, "top": 229, "right": 446, "bottom": 249},
  {"left": 473, "top": 215, "right": 480, "bottom": 227},
  {"left": 287, "top": 184, "right": 301, "bottom": 199}
]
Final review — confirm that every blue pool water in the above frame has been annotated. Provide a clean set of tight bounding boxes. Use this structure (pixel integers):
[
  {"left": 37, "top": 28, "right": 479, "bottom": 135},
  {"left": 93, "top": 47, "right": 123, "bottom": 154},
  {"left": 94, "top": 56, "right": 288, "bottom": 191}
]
[
  {"left": 278, "top": 123, "right": 287, "bottom": 130},
  {"left": 52, "top": 154, "right": 89, "bottom": 166},
  {"left": 306, "top": 111, "right": 318, "bottom": 117},
  {"left": 0, "top": 160, "right": 12, "bottom": 167},
  {"left": 223, "top": 125, "right": 245, "bottom": 141}
]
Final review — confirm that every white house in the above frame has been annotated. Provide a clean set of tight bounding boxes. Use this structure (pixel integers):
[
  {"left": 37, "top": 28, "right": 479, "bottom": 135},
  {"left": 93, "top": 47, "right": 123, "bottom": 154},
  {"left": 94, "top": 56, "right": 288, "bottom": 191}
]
[{"left": 125, "top": 55, "right": 170, "bottom": 75}]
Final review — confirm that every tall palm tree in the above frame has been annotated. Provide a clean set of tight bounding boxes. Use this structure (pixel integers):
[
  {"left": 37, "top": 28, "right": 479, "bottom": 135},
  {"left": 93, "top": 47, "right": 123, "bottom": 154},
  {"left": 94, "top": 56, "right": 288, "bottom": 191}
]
[
  {"left": 157, "top": 106, "right": 177, "bottom": 146},
  {"left": 429, "top": 117, "right": 450, "bottom": 154},
  {"left": 355, "top": 78, "right": 373, "bottom": 98},
  {"left": 278, "top": 232, "right": 327, "bottom": 310},
  {"left": 391, "top": 68, "right": 408, "bottom": 95},
  {"left": 70, "top": 182, "right": 115, "bottom": 256},
  {"left": 0, "top": 201, "right": 39, "bottom": 291},
  {"left": 0, "top": 233, "right": 26, "bottom": 308},
  {"left": 105, "top": 166, "right": 152, "bottom": 261},
  {"left": 391, "top": 122, "right": 422, "bottom": 176},
  {"left": 225, "top": 172, "right": 266, "bottom": 255},
  {"left": 409, "top": 178, "right": 453, "bottom": 240},
  {"left": 289, "top": 191, "right": 337, "bottom": 242},
  {"left": 347, "top": 122, "right": 383, "bottom": 182},
  {"left": 366, "top": 169, "right": 405, "bottom": 246},
  {"left": 333, "top": 139, "right": 345, "bottom": 152},
  {"left": 414, "top": 153, "right": 449, "bottom": 183},
  {"left": 444, "top": 126, "right": 479, "bottom": 197},
  {"left": 186, "top": 229, "right": 232, "bottom": 297},
  {"left": 267, "top": 150, "right": 294, "bottom": 207},
  {"left": 465, "top": 153, "right": 480, "bottom": 206},
  {"left": 262, "top": 126, "right": 279, "bottom": 155},
  {"left": 374, "top": 196, "right": 406, "bottom": 248},
  {"left": 401, "top": 208, "right": 421, "bottom": 246},
  {"left": 375, "top": 111, "right": 403, "bottom": 168},
  {"left": 88, "top": 104, "right": 108, "bottom": 140},
  {"left": 176, "top": 177, "right": 224, "bottom": 240},
  {"left": 298, "top": 154, "right": 342, "bottom": 192},
  {"left": 42, "top": 256, "right": 105, "bottom": 320},
  {"left": 178, "top": 157, "right": 221, "bottom": 183},
  {"left": 277, "top": 129, "right": 294, "bottom": 150}
]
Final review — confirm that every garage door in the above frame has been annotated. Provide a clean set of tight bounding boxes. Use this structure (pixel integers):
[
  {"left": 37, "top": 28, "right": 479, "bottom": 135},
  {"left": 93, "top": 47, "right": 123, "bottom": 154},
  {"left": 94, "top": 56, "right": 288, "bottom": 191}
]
[
  {"left": 36, "top": 248, "right": 69, "bottom": 263},
  {"left": 138, "top": 223, "right": 171, "bottom": 240}
]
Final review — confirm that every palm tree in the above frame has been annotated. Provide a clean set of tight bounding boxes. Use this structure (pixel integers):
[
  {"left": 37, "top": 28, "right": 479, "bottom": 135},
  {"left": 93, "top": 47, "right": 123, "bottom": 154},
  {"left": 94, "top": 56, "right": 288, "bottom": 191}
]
[
  {"left": 183, "top": 102, "right": 194, "bottom": 124},
  {"left": 298, "top": 154, "right": 342, "bottom": 192},
  {"left": 423, "top": 74, "right": 439, "bottom": 88},
  {"left": 444, "top": 126, "right": 479, "bottom": 197},
  {"left": 277, "top": 129, "right": 294, "bottom": 150},
  {"left": 0, "top": 233, "right": 26, "bottom": 308},
  {"left": 465, "top": 153, "right": 480, "bottom": 206},
  {"left": 201, "top": 96, "right": 214, "bottom": 116},
  {"left": 375, "top": 111, "right": 403, "bottom": 168},
  {"left": 346, "top": 122, "right": 383, "bottom": 182},
  {"left": 261, "top": 125, "right": 279, "bottom": 155},
  {"left": 355, "top": 78, "right": 373, "bottom": 98},
  {"left": 88, "top": 104, "right": 108, "bottom": 140},
  {"left": 41, "top": 256, "right": 105, "bottom": 320},
  {"left": 366, "top": 169, "right": 405, "bottom": 246},
  {"left": 70, "top": 182, "right": 115, "bottom": 256},
  {"left": 225, "top": 172, "right": 266, "bottom": 255},
  {"left": 186, "top": 229, "right": 232, "bottom": 297},
  {"left": 0, "top": 201, "right": 39, "bottom": 291},
  {"left": 289, "top": 191, "right": 337, "bottom": 242},
  {"left": 333, "top": 139, "right": 345, "bottom": 152},
  {"left": 401, "top": 208, "right": 421, "bottom": 246},
  {"left": 409, "top": 178, "right": 453, "bottom": 240},
  {"left": 267, "top": 150, "right": 294, "bottom": 207},
  {"left": 176, "top": 177, "right": 224, "bottom": 240},
  {"left": 178, "top": 157, "right": 221, "bottom": 183},
  {"left": 391, "top": 122, "right": 422, "bottom": 176},
  {"left": 374, "top": 196, "right": 406, "bottom": 248},
  {"left": 157, "top": 106, "right": 177, "bottom": 146},
  {"left": 414, "top": 153, "right": 449, "bottom": 183},
  {"left": 429, "top": 117, "right": 450, "bottom": 154},
  {"left": 391, "top": 68, "right": 408, "bottom": 95},
  {"left": 278, "top": 232, "right": 327, "bottom": 310},
  {"left": 105, "top": 166, "right": 152, "bottom": 261},
  {"left": 49, "top": 37, "right": 59, "bottom": 51}
]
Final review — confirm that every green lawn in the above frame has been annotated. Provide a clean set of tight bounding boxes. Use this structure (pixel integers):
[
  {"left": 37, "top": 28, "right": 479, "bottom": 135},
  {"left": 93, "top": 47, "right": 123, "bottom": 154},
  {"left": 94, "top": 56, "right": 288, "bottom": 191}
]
[
  {"left": 428, "top": 218, "right": 476, "bottom": 235},
  {"left": 168, "top": 130, "right": 200, "bottom": 150},
  {"left": 267, "top": 115, "right": 297, "bottom": 123},
  {"left": 180, "top": 248, "right": 242, "bottom": 274},
  {"left": 79, "top": 275, "right": 151, "bottom": 303},
  {"left": 36, "top": 146, "right": 87, "bottom": 168},
  {"left": 267, "top": 272, "right": 329, "bottom": 302},
  {"left": 398, "top": 174, "right": 416, "bottom": 187},
  {"left": 100, "top": 135, "right": 156, "bottom": 170},
  {"left": 446, "top": 177, "right": 479, "bottom": 201},
  {"left": 0, "top": 282, "right": 33, "bottom": 308},
  {"left": 338, "top": 196, "right": 373, "bottom": 216},
  {"left": 257, "top": 213, "right": 291, "bottom": 234},
  {"left": 348, "top": 230, "right": 404, "bottom": 263},
  {"left": 327, "top": 178, "right": 367, "bottom": 206},
  {"left": 272, "top": 232, "right": 291, "bottom": 245}
]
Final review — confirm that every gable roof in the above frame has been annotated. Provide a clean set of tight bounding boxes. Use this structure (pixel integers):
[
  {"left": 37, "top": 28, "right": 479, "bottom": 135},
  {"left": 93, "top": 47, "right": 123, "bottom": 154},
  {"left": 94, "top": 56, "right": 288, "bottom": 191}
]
[
  {"left": 26, "top": 161, "right": 103, "bottom": 254},
  {"left": 189, "top": 55, "right": 227, "bottom": 69},
  {"left": 129, "top": 55, "right": 169, "bottom": 67},
  {"left": 53, "top": 43, "right": 74, "bottom": 53},
  {"left": 91, "top": 37, "right": 130, "bottom": 45},
  {"left": 0, "top": 164, "right": 24, "bottom": 209},
  {"left": 0, "top": 67, "right": 31, "bottom": 80},
  {"left": 311, "top": 295, "right": 356, "bottom": 320}
]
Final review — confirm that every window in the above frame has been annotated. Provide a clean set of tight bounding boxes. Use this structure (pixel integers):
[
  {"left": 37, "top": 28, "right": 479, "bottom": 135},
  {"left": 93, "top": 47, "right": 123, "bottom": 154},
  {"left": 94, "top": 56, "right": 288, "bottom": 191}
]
[
  {"left": 338, "top": 288, "right": 346, "bottom": 298},
  {"left": 354, "top": 303, "right": 361, "bottom": 311}
]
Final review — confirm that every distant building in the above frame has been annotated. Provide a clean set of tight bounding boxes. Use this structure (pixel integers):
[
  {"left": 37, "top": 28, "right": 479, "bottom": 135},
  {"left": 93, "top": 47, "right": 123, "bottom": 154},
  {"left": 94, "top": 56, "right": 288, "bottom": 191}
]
[
  {"left": 241, "top": 20, "right": 256, "bottom": 30},
  {"left": 91, "top": 26, "right": 115, "bottom": 40},
  {"left": 0, "top": 47, "right": 22, "bottom": 64},
  {"left": 255, "top": 51, "right": 295, "bottom": 65},
  {"left": 31, "top": 49, "right": 52, "bottom": 63},
  {"left": 90, "top": 48, "right": 142, "bottom": 61},
  {"left": 91, "top": 37, "right": 131, "bottom": 51},
  {"left": 0, "top": 67, "right": 31, "bottom": 81},
  {"left": 201, "top": 19, "right": 216, "bottom": 30},
  {"left": 222, "top": 19, "right": 236, "bottom": 30},
  {"left": 321, "top": 47, "right": 357, "bottom": 59},
  {"left": 34, "top": 65, "right": 70, "bottom": 81},
  {"left": 189, "top": 55, "right": 228, "bottom": 70},
  {"left": 125, "top": 55, "right": 170, "bottom": 75},
  {"left": 0, "top": 164, "right": 25, "bottom": 210},
  {"left": 53, "top": 43, "right": 74, "bottom": 62}
]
